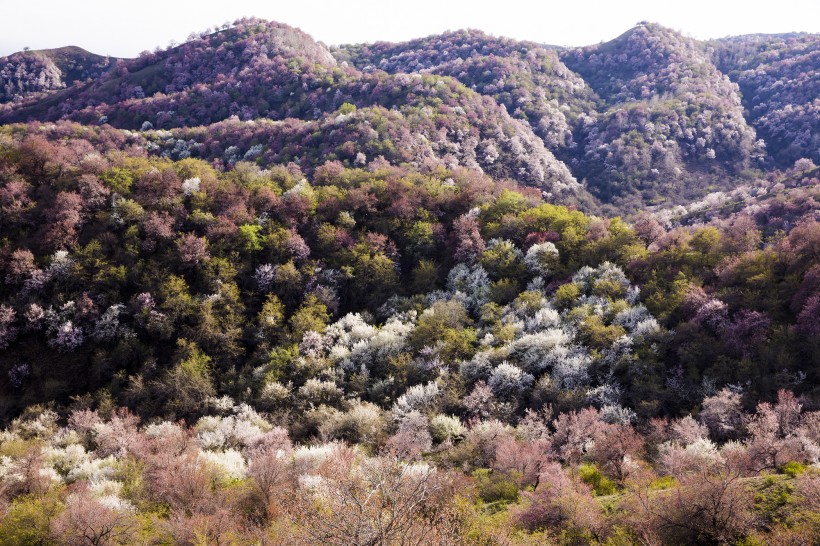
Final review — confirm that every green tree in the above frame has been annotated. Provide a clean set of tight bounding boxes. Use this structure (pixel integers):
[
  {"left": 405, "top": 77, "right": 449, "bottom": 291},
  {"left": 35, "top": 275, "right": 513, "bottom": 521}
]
[
  {"left": 162, "top": 339, "right": 215, "bottom": 418},
  {"left": 237, "top": 224, "right": 264, "bottom": 254},
  {"left": 288, "top": 295, "right": 330, "bottom": 342}
]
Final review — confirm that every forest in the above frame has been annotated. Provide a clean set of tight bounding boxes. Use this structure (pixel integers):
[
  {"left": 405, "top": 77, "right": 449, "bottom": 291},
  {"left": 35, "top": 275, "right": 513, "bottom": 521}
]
[{"left": 0, "top": 17, "right": 819, "bottom": 545}]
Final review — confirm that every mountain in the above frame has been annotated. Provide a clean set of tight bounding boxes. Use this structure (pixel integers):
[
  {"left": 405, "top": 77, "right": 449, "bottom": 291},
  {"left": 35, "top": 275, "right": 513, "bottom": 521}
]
[
  {"left": 710, "top": 32, "right": 820, "bottom": 167},
  {"left": 1, "top": 20, "right": 817, "bottom": 214},
  {"left": 559, "top": 23, "right": 764, "bottom": 209},
  {"left": 335, "top": 29, "right": 599, "bottom": 159},
  {"left": 0, "top": 18, "right": 819, "bottom": 545},
  {"left": 0, "top": 46, "right": 117, "bottom": 103},
  {"left": 338, "top": 24, "right": 817, "bottom": 212},
  {"left": 0, "top": 19, "right": 588, "bottom": 204}
]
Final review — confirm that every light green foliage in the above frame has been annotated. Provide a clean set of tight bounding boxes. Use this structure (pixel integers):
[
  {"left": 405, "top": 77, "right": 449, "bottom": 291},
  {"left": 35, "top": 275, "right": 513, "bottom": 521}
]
[
  {"left": 578, "top": 463, "right": 617, "bottom": 496},
  {"left": 554, "top": 282, "right": 582, "bottom": 309},
  {"left": 100, "top": 167, "right": 135, "bottom": 194},
  {"left": 472, "top": 468, "right": 521, "bottom": 507},
  {"left": 479, "top": 240, "right": 526, "bottom": 280},
  {"left": 489, "top": 278, "right": 521, "bottom": 305},
  {"left": 0, "top": 492, "right": 64, "bottom": 546},
  {"left": 780, "top": 461, "right": 807, "bottom": 478},
  {"left": 258, "top": 294, "right": 286, "bottom": 339},
  {"left": 338, "top": 102, "right": 357, "bottom": 115},
  {"left": 411, "top": 259, "right": 439, "bottom": 294},
  {"left": 164, "top": 339, "right": 216, "bottom": 416},
  {"left": 410, "top": 300, "right": 476, "bottom": 362},
  {"left": 237, "top": 224, "right": 264, "bottom": 253},
  {"left": 288, "top": 295, "right": 330, "bottom": 342}
]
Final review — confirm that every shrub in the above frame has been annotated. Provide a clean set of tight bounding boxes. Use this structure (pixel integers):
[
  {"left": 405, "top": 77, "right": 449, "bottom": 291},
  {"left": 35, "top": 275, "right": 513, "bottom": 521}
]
[
  {"left": 472, "top": 468, "right": 521, "bottom": 507},
  {"left": 578, "top": 463, "right": 617, "bottom": 496}
]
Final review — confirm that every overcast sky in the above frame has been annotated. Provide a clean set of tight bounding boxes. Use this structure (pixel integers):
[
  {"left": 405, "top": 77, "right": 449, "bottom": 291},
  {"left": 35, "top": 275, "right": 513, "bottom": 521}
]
[{"left": 1, "top": 0, "right": 817, "bottom": 57}]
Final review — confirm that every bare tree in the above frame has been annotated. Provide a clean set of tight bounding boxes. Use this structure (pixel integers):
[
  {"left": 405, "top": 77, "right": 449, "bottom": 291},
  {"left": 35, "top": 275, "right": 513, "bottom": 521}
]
[
  {"left": 52, "top": 484, "right": 137, "bottom": 546},
  {"left": 288, "top": 452, "right": 462, "bottom": 545},
  {"left": 627, "top": 460, "right": 754, "bottom": 545}
]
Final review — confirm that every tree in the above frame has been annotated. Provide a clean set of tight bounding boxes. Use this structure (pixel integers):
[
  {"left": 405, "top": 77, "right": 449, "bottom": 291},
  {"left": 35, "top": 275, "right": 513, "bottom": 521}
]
[
  {"left": 628, "top": 461, "right": 754, "bottom": 545},
  {"left": 479, "top": 239, "right": 526, "bottom": 280},
  {"left": 248, "top": 444, "right": 295, "bottom": 516},
  {"left": 0, "top": 179, "right": 33, "bottom": 225},
  {"left": 551, "top": 408, "right": 602, "bottom": 465},
  {"left": 288, "top": 453, "right": 460, "bottom": 546},
  {"left": 43, "top": 192, "right": 84, "bottom": 251},
  {"left": 257, "top": 294, "right": 285, "bottom": 340},
  {"left": 349, "top": 242, "right": 400, "bottom": 309},
  {"left": 488, "top": 363, "right": 533, "bottom": 403},
  {"left": 0, "top": 491, "right": 63, "bottom": 546},
  {"left": 176, "top": 233, "right": 210, "bottom": 268},
  {"left": 385, "top": 411, "right": 432, "bottom": 460},
  {"left": 52, "top": 484, "right": 137, "bottom": 546},
  {"left": 700, "top": 389, "right": 745, "bottom": 441},
  {"left": 632, "top": 212, "right": 665, "bottom": 245},
  {"left": 411, "top": 260, "right": 439, "bottom": 294},
  {"left": 524, "top": 242, "right": 559, "bottom": 277},
  {"left": 493, "top": 438, "right": 554, "bottom": 488},
  {"left": 590, "top": 423, "right": 644, "bottom": 483},
  {"left": 160, "top": 339, "right": 216, "bottom": 419},
  {"left": 288, "top": 295, "right": 330, "bottom": 342},
  {"left": 4, "top": 249, "right": 37, "bottom": 284},
  {"left": 451, "top": 214, "right": 485, "bottom": 263},
  {"left": 744, "top": 390, "right": 810, "bottom": 472},
  {"left": 0, "top": 304, "right": 18, "bottom": 349},
  {"left": 409, "top": 300, "right": 476, "bottom": 362},
  {"left": 514, "top": 462, "right": 605, "bottom": 540}
]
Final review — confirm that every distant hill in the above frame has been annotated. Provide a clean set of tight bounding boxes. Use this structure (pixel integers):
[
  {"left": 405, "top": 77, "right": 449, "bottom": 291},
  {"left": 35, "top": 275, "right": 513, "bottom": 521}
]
[
  {"left": 338, "top": 23, "right": 816, "bottom": 212},
  {"left": 0, "top": 46, "right": 117, "bottom": 103},
  {"left": 558, "top": 23, "right": 763, "bottom": 209},
  {"left": 0, "top": 19, "right": 816, "bottom": 214},
  {"left": 0, "top": 19, "right": 587, "bottom": 203},
  {"left": 710, "top": 32, "right": 820, "bottom": 167},
  {"left": 335, "top": 29, "right": 599, "bottom": 160}
]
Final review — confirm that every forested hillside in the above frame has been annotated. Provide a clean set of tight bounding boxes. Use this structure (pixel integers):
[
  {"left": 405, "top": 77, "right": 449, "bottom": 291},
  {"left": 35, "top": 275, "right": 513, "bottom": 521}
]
[
  {"left": 1, "top": 19, "right": 817, "bottom": 212},
  {"left": 711, "top": 32, "right": 819, "bottom": 167},
  {"left": 0, "top": 46, "right": 117, "bottom": 104},
  {"left": 0, "top": 17, "right": 818, "bottom": 545}
]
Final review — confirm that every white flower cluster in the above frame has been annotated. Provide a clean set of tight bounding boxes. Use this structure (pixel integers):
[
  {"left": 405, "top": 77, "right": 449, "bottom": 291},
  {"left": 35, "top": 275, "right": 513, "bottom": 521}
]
[
  {"left": 488, "top": 362, "right": 533, "bottom": 400},
  {"left": 446, "top": 264, "right": 491, "bottom": 312},
  {"left": 524, "top": 242, "right": 559, "bottom": 277},
  {"left": 196, "top": 403, "right": 272, "bottom": 450},
  {"left": 92, "top": 304, "right": 127, "bottom": 342},
  {"left": 181, "top": 176, "right": 201, "bottom": 196},
  {"left": 393, "top": 382, "right": 440, "bottom": 420},
  {"left": 198, "top": 448, "right": 247, "bottom": 480},
  {"left": 321, "top": 312, "right": 416, "bottom": 375}
]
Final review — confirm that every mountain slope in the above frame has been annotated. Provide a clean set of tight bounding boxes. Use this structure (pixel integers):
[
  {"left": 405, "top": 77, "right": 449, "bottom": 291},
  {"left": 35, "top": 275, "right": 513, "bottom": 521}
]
[
  {"left": 337, "top": 24, "right": 794, "bottom": 212},
  {"left": 0, "top": 46, "right": 117, "bottom": 103},
  {"left": 711, "top": 33, "right": 819, "bottom": 167},
  {"left": 0, "top": 20, "right": 589, "bottom": 203},
  {"left": 0, "top": 20, "right": 817, "bottom": 214},
  {"left": 336, "top": 29, "right": 599, "bottom": 160},
  {"left": 560, "top": 23, "right": 764, "bottom": 209}
]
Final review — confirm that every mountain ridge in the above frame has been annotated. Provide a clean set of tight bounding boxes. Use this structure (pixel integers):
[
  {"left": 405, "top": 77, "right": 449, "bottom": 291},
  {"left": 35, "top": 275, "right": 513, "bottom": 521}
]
[{"left": 0, "top": 18, "right": 816, "bottom": 214}]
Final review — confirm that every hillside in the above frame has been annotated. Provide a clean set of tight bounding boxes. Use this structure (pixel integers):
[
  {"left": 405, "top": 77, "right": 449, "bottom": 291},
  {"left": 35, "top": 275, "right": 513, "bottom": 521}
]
[
  {"left": 1, "top": 20, "right": 816, "bottom": 214},
  {"left": 0, "top": 46, "right": 117, "bottom": 103},
  {"left": 0, "top": 20, "right": 587, "bottom": 203},
  {"left": 337, "top": 24, "right": 817, "bottom": 212},
  {"left": 559, "top": 23, "right": 763, "bottom": 208},
  {"left": 0, "top": 18, "right": 819, "bottom": 545},
  {"left": 336, "top": 29, "right": 599, "bottom": 160},
  {"left": 711, "top": 32, "right": 820, "bottom": 167}
]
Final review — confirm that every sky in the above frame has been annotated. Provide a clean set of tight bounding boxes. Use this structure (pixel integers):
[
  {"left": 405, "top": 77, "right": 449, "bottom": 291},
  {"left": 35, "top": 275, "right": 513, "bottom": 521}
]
[{"left": 1, "top": 0, "right": 818, "bottom": 57}]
